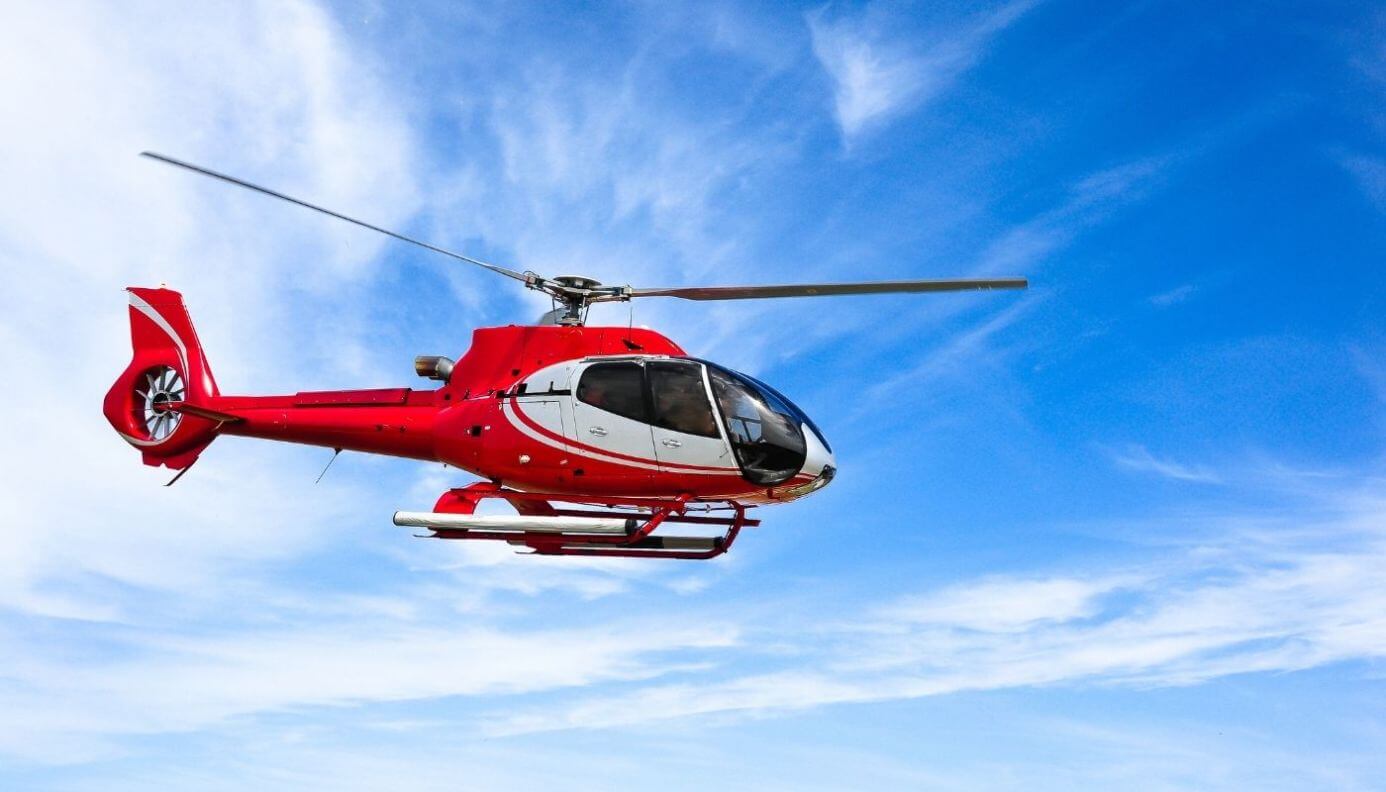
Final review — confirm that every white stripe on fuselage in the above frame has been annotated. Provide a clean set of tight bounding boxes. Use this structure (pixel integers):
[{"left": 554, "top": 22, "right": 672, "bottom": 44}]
[{"left": 501, "top": 398, "right": 737, "bottom": 475}]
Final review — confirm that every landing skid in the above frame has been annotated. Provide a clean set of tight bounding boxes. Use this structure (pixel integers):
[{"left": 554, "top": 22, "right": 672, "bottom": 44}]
[{"left": 395, "top": 482, "right": 758, "bottom": 560}]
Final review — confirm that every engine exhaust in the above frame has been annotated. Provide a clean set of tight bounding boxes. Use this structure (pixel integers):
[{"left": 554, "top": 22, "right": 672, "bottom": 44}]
[{"left": 414, "top": 355, "right": 454, "bottom": 382}]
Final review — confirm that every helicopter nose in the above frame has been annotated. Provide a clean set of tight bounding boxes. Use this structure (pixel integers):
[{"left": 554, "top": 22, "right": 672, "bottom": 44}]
[{"left": 798, "top": 426, "right": 836, "bottom": 492}]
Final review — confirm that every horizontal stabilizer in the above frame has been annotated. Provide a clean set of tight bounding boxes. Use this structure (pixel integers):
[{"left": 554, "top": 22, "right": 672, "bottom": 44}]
[{"left": 176, "top": 403, "right": 243, "bottom": 423}]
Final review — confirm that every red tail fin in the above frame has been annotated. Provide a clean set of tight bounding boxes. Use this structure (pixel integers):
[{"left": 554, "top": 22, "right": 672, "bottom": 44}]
[{"left": 103, "top": 287, "right": 223, "bottom": 469}]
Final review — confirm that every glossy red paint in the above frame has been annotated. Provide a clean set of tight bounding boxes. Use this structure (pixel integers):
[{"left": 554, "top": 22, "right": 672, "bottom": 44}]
[
  {"left": 114, "top": 153, "right": 1023, "bottom": 559},
  {"left": 105, "top": 287, "right": 832, "bottom": 557}
]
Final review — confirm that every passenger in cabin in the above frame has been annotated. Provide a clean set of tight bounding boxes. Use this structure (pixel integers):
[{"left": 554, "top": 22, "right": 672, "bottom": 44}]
[{"left": 581, "top": 381, "right": 609, "bottom": 409}]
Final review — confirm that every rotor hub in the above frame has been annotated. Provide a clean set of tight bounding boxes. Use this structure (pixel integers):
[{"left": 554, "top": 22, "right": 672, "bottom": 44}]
[
  {"left": 540, "top": 274, "right": 626, "bottom": 325},
  {"left": 552, "top": 275, "right": 602, "bottom": 290}
]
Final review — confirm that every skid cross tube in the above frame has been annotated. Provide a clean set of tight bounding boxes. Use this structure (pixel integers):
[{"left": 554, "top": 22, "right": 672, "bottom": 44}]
[
  {"left": 409, "top": 483, "right": 757, "bottom": 559},
  {"left": 551, "top": 519, "right": 747, "bottom": 560}
]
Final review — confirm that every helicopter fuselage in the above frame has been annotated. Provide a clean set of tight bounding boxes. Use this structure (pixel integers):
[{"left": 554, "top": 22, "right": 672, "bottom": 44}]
[
  {"left": 106, "top": 291, "right": 834, "bottom": 506},
  {"left": 219, "top": 325, "right": 834, "bottom": 504}
]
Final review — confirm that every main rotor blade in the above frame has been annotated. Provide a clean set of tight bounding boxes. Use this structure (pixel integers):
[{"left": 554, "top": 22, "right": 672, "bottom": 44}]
[
  {"left": 140, "top": 152, "right": 531, "bottom": 284},
  {"left": 626, "top": 277, "right": 1028, "bottom": 301}
]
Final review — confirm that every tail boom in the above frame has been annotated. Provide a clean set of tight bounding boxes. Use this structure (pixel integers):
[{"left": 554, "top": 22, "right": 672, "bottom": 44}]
[
  {"left": 206, "top": 389, "right": 439, "bottom": 461},
  {"left": 106, "top": 286, "right": 442, "bottom": 468}
]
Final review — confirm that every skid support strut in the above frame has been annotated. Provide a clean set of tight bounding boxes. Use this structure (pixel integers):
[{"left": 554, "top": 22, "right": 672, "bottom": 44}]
[{"left": 396, "top": 482, "right": 757, "bottom": 560}]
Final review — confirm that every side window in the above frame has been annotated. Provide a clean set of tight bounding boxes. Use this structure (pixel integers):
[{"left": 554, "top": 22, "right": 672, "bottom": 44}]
[
  {"left": 649, "top": 361, "right": 719, "bottom": 438},
  {"left": 576, "top": 362, "right": 648, "bottom": 422}
]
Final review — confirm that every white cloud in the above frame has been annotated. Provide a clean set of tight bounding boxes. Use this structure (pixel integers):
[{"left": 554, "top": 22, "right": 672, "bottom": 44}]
[
  {"left": 482, "top": 477, "right": 1386, "bottom": 736},
  {"left": 0, "top": 617, "right": 736, "bottom": 763},
  {"left": 855, "top": 151, "right": 1180, "bottom": 368},
  {"left": 1150, "top": 283, "right": 1198, "bottom": 307},
  {"left": 875, "top": 576, "right": 1134, "bottom": 633},
  {"left": 0, "top": 10, "right": 802, "bottom": 769},
  {"left": 863, "top": 295, "right": 1039, "bottom": 401},
  {"left": 0, "top": 1, "right": 419, "bottom": 614},
  {"left": 807, "top": 15, "right": 927, "bottom": 140},
  {"left": 1111, "top": 445, "right": 1223, "bottom": 484},
  {"left": 416, "top": 42, "right": 822, "bottom": 374},
  {"left": 807, "top": 2, "right": 1036, "bottom": 143}
]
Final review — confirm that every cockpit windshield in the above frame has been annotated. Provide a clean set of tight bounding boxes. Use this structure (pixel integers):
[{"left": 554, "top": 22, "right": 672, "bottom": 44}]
[
  {"left": 740, "top": 372, "right": 830, "bottom": 454},
  {"left": 701, "top": 362, "right": 808, "bottom": 486}
]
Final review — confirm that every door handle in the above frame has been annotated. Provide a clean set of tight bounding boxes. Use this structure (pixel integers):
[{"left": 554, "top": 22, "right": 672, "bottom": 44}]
[
  {"left": 588, "top": 426, "right": 608, "bottom": 437},
  {"left": 661, "top": 438, "right": 682, "bottom": 448}
]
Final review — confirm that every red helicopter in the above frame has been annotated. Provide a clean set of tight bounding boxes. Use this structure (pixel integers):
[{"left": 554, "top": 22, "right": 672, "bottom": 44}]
[{"left": 105, "top": 153, "right": 1027, "bottom": 559}]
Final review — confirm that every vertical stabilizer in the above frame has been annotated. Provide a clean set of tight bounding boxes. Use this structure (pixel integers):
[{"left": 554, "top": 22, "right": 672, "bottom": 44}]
[{"left": 103, "top": 287, "right": 223, "bottom": 469}]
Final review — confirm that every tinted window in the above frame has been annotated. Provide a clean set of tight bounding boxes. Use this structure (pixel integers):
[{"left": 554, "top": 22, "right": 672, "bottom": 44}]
[
  {"left": 685, "top": 358, "right": 826, "bottom": 452},
  {"left": 743, "top": 373, "right": 830, "bottom": 453},
  {"left": 648, "top": 361, "right": 719, "bottom": 438},
  {"left": 708, "top": 367, "right": 806, "bottom": 486},
  {"left": 577, "top": 362, "right": 647, "bottom": 422}
]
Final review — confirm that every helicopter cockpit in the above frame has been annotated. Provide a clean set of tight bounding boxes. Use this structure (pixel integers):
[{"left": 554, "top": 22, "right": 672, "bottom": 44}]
[
  {"left": 702, "top": 362, "right": 815, "bottom": 486},
  {"left": 572, "top": 357, "right": 834, "bottom": 488}
]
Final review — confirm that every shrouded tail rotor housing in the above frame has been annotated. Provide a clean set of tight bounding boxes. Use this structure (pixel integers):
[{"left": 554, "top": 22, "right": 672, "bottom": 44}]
[{"left": 104, "top": 287, "right": 222, "bottom": 469}]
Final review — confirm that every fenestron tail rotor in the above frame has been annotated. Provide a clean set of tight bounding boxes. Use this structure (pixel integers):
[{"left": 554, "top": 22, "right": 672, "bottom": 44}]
[
  {"left": 139, "top": 365, "right": 184, "bottom": 441},
  {"left": 141, "top": 151, "right": 1028, "bottom": 325}
]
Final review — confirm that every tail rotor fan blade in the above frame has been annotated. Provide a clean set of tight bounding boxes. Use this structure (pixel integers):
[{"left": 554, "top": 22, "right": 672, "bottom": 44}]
[{"left": 137, "top": 364, "right": 184, "bottom": 441}]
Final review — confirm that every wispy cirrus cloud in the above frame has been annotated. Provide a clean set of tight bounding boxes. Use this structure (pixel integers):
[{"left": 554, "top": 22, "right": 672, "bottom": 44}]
[
  {"left": 12, "top": 475, "right": 1386, "bottom": 765},
  {"left": 807, "top": 1, "right": 1037, "bottom": 144},
  {"left": 0, "top": 615, "right": 736, "bottom": 763},
  {"left": 862, "top": 294, "right": 1039, "bottom": 403},
  {"left": 482, "top": 476, "right": 1386, "bottom": 736},
  {"left": 875, "top": 575, "right": 1137, "bottom": 633},
  {"left": 1150, "top": 283, "right": 1198, "bottom": 307},
  {"left": 853, "top": 150, "right": 1182, "bottom": 405},
  {"left": 1110, "top": 444, "right": 1224, "bottom": 484},
  {"left": 0, "top": 0, "right": 422, "bottom": 620}
]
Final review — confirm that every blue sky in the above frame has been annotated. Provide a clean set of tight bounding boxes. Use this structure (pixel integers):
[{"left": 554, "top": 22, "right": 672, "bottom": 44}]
[{"left": 2, "top": 0, "right": 1385, "bottom": 788}]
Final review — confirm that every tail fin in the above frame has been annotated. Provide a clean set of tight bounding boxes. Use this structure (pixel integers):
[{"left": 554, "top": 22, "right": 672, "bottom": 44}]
[{"left": 103, "top": 287, "right": 223, "bottom": 469}]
